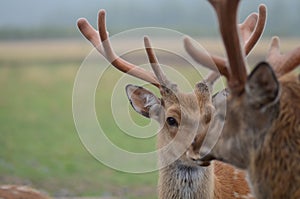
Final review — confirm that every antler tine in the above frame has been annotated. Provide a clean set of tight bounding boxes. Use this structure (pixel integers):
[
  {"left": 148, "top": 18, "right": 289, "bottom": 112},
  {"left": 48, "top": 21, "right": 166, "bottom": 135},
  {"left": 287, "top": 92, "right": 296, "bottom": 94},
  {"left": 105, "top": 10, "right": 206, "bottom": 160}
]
[
  {"left": 208, "top": 0, "right": 247, "bottom": 94},
  {"left": 204, "top": 72, "right": 220, "bottom": 92},
  {"left": 183, "top": 37, "right": 230, "bottom": 79},
  {"left": 242, "top": 4, "right": 267, "bottom": 55},
  {"left": 77, "top": 10, "right": 160, "bottom": 87},
  {"left": 144, "top": 36, "right": 177, "bottom": 91},
  {"left": 184, "top": 4, "right": 266, "bottom": 88},
  {"left": 77, "top": 18, "right": 104, "bottom": 54},
  {"left": 239, "top": 13, "right": 258, "bottom": 49},
  {"left": 267, "top": 36, "right": 300, "bottom": 77}
]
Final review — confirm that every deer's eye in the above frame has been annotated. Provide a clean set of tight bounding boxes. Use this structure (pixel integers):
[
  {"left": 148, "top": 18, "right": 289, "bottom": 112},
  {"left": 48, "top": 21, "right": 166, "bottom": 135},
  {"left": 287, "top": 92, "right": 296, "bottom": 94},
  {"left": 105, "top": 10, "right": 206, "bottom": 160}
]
[{"left": 166, "top": 117, "right": 178, "bottom": 127}]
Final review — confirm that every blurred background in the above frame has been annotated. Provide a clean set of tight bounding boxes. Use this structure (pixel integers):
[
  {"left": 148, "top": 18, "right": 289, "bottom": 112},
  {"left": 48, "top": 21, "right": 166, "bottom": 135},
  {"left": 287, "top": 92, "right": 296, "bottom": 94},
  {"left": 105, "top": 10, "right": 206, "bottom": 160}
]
[{"left": 0, "top": 0, "right": 299, "bottom": 198}]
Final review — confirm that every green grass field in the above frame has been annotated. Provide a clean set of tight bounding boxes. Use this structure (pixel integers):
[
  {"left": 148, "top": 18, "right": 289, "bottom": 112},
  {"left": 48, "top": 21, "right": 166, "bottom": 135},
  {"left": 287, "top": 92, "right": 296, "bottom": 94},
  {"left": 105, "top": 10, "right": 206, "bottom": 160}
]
[
  {"left": 0, "top": 40, "right": 161, "bottom": 198},
  {"left": 0, "top": 38, "right": 298, "bottom": 198}
]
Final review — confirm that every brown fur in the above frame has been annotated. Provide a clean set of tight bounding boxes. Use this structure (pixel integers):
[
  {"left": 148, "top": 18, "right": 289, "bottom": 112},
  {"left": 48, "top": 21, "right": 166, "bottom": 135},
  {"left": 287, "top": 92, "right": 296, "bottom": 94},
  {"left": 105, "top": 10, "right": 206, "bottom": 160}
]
[
  {"left": 249, "top": 80, "right": 300, "bottom": 199},
  {"left": 158, "top": 161, "right": 254, "bottom": 199},
  {"left": 0, "top": 185, "right": 51, "bottom": 199},
  {"left": 200, "top": 64, "right": 300, "bottom": 199}
]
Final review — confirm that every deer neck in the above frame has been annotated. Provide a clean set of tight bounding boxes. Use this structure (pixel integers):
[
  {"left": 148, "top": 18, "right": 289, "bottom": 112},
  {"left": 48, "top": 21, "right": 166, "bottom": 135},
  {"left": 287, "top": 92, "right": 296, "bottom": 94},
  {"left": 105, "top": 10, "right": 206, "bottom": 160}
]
[
  {"left": 248, "top": 81, "right": 300, "bottom": 199},
  {"left": 158, "top": 160, "right": 215, "bottom": 199}
]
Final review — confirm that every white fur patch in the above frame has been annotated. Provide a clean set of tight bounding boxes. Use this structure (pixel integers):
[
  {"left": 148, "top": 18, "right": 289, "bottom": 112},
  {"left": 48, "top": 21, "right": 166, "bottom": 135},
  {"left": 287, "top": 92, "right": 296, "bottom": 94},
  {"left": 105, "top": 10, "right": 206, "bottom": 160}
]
[
  {"left": 144, "top": 93, "right": 158, "bottom": 108},
  {"left": 233, "top": 191, "right": 254, "bottom": 199}
]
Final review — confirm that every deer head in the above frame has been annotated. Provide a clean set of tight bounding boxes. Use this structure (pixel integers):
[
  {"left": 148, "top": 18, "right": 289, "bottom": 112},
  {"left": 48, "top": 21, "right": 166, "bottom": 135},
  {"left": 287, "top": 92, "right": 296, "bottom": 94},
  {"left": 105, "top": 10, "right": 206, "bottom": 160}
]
[
  {"left": 77, "top": 6, "right": 267, "bottom": 168},
  {"left": 77, "top": 11, "right": 210, "bottom": 166},
  {"left": 191, "top": 0, "right": 300, "bottom": 168},
  {"left": 200, "top": 61, "right": 280, "bottom": 169}
]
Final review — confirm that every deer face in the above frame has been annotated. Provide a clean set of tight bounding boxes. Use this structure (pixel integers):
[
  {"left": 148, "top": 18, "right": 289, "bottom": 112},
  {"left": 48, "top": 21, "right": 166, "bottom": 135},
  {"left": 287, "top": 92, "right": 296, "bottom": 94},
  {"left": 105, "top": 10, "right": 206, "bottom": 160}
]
[
  {"left": 126, "top": 82, "right": 214, "bottom": 168},
  {"left": 200, "top": 62, "right": 280, "bottom": 169}
]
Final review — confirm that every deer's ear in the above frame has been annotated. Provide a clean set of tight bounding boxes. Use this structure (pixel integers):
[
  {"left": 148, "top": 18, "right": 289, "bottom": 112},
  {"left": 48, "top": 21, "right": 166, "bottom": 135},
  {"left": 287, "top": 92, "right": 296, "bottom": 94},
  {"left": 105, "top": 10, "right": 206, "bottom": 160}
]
[
  {"left": 126, "top": 84, "right": 162, "bottom": 119},
  {"left": 245, "top": 62, "right": 279, "bottom": 109}
]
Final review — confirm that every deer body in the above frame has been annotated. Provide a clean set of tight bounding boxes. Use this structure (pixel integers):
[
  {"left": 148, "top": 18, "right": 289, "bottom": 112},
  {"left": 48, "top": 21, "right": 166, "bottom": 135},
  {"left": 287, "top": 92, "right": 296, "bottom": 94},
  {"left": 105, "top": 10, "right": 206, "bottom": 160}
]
[
  {"left": 0, "top": 185, "right": 50, "bottom": 199},
  {"left": 248, "top": 79, "right": 300, "bottom": 199},
  {"left": 201, "top": 69, "right": 300, "bottom": 199}
]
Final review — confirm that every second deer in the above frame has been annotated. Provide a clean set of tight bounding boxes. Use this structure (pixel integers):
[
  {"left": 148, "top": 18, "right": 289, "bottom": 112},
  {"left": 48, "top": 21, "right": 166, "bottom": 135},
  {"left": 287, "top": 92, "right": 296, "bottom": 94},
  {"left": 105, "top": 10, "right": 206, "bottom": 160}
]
[{"left": 186, "top": 0, "right": 300, "bottom": 199}]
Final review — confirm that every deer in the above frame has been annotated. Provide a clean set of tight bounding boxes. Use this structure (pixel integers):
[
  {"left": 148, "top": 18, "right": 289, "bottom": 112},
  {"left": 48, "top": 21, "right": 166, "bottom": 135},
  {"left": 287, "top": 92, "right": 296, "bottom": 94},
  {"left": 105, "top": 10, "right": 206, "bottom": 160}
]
[
  {"left": 76, "top": 4, "right": 267, "bottom": 198},
  {"left": 183, "top": 0, "right": 300, "bottom": 199},
  {"left": 0, "top": 185, "right": 51, "bottom": 199}
]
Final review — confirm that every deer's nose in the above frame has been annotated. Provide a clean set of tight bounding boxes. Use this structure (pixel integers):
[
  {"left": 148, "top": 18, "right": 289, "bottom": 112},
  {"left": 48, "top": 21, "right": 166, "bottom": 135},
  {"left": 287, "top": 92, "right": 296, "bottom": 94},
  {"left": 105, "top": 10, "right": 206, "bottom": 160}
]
[
  {"left": 186, "top": 149, "right": 211, "bottom": 167},
  {"left": 186, "top": 149, "right": 201, "bottom": 161}
]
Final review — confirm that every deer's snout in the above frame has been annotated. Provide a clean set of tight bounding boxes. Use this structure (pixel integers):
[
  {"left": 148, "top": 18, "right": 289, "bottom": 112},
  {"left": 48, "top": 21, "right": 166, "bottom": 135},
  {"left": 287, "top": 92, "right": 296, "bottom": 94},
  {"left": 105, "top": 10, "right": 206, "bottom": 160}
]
[{"left": 186, "top": 133, "right": 211, "bottom": 167}]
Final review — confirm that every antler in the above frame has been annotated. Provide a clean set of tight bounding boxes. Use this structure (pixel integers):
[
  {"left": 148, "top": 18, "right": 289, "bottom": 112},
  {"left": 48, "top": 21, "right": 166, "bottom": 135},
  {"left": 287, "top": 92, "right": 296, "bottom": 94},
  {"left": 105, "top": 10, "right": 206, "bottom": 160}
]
[
  {"left": 207, "top": 0, "right": 250, "bottom": 94},
  {"left": 242, "top": 5, "right": 267, "bottom": 55},
  {"left": 77, "top": 10, "right": 160, "bottom": 87},
  {"left": 184, "top": 4, "right": 266, "bottom": 88},
  {"left": 267, "top": 36, "right": 300, "bottom": 77},
  {"left": 184, "top": 38, "right": 229, "bottom": 78},
  {"left": 144, "top": 36, "right": 178, "bottom": 92}
]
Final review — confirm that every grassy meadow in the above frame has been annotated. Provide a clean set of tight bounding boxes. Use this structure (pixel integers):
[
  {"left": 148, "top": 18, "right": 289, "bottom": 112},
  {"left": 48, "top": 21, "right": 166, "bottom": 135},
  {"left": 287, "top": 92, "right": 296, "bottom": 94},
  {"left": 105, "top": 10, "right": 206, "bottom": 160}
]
[
  {"left": 0, "top": 37, "right": 298, "bottom": 198},
  {"left": 0, "top": 39, "right": 159, "bottom": 198}
]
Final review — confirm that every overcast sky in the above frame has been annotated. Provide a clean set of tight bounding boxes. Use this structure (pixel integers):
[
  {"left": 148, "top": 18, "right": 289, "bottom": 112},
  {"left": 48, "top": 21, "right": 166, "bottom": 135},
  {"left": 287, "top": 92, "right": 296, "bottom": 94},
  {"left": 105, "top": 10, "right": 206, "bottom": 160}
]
[{"left": 1, "top": 0, "right": 299, "bottom": 36}]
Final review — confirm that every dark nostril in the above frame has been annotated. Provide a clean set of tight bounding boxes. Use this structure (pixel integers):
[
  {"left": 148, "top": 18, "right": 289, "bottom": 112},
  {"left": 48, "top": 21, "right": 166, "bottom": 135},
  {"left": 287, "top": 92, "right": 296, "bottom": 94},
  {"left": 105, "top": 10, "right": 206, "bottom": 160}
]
[{"left": 189, "top": 153, "right": 201, "bottom": 162}]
